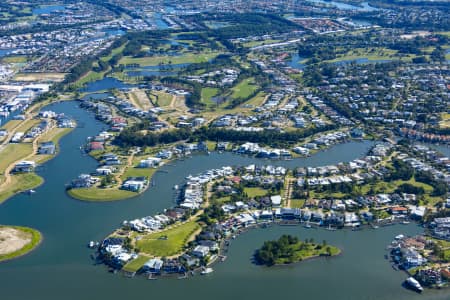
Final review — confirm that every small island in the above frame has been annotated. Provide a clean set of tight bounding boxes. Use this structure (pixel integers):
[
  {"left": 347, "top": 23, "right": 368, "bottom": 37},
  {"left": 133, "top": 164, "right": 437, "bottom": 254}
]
[
  {"left": 254, "top": 235, "right": 340, "bottom": 266},
  {"left": 0, "top": 225, "right": 42, "bottom": 262}
]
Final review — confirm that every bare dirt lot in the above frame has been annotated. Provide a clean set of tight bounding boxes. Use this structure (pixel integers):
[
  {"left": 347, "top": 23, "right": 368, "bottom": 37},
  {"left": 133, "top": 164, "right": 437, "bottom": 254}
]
[{"left": 0, "top": 227, "right": 31, "bottom": 255}]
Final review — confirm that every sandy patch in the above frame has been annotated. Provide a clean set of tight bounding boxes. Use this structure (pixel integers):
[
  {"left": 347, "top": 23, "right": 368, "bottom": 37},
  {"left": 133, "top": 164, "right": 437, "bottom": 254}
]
[
  {"left": 400, "top": 31, "right": 431, "bottom": 40},
  {"left": 13, "top": 73, "right": 66, "bottom": 82},
  {"left": 0, "top": 227, "right": 31, "bottom": 255}
]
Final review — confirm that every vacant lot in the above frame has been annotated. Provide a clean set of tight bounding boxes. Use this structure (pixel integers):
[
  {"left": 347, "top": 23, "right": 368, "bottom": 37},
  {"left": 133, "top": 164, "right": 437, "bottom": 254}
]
[
  {"left": 0, "top": 226, "right": 41, "bottom": 262},
  {"left": 136, "top": 220, "right": 201, "bottom": 257},
  {"left": 14, "top": 72, "right": 66, "bottom": 82}
]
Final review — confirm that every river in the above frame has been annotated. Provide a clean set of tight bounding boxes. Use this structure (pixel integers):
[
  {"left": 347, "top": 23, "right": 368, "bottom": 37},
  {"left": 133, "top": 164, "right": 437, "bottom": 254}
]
[
  {"left": 309, "top": 0, "right": 377, "bottom": 11},
  {"left": 0, "top": 101, "right": 449, "bottom": 300}
]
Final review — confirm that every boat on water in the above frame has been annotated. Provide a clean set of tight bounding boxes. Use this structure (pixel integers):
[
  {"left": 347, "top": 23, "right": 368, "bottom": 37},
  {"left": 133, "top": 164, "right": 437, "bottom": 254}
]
[
  {"left": 24, "top": 189, "right": 36, "bottom": 195},
  {"left": 395, "top": 234, "right": 405, "bottom": 240},
  {"left": 88, "top": 241, "right": 95, "bottom": 248},
  {"left": 405, "top": 277, "right": 423, "bottom": 293},
  {"left": 304, "top": 221, "right": 312, "bottom": 229},
  {"left": 173, "top": 185, "right": 179, "bottom": 190},
  {"left": 402, "top": 221, "right": 410, "bottom": 225},
  {"left": 201, "top": 267, "right": 214, "bottom": 275}
]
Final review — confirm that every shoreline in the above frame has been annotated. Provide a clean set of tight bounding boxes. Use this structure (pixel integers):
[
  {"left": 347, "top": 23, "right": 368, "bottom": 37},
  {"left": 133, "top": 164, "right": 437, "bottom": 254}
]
[
  {"left": 65, "top": 137, "right": 370, "bottom": 202},
  {"left": 0, "top": 123, "right": 75, "bottom": 204}
]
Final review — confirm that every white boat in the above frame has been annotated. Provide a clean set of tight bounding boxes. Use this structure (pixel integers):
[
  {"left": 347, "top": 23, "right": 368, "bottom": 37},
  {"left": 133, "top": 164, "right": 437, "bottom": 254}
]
[
  {"left": 405, "top": 277, "right": 423, "bottom": 292},
  {"left": 304, "top": 221, "right": 312, "bottom": 229},
  {"left": 201, "top": 267, "right": 214, "bottom": 275},
  {"left": 88, "top": 241, "right": 95, "bottom": 248},
  {"left": 173, "top": 185, "right": 179, "bottom": 190},
  {"left": 402, "top": 221, "right": 410, "bottom": 225},
  {"left": 395, "top": 234, "right": 405, "bottom": 240}
]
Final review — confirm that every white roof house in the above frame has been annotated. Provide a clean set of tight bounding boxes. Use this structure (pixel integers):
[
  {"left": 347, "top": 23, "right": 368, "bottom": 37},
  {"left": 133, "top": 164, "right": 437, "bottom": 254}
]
[
  {"left": 192, "top": 245, "right": 210, "bottom": 258},
  {"left": 271, "top": 195, "right": 282, "bottom": 206}
]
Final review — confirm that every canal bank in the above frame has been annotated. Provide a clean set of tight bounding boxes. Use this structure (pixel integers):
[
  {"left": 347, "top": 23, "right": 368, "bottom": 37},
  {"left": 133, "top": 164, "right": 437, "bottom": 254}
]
[{"left": 0, "top": 101, "right": 449, "bottom": 300}]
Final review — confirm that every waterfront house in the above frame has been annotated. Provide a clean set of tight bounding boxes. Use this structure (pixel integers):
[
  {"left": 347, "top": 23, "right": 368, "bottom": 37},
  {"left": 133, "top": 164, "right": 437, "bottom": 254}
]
[
  {"left": 361, "top": 211, "right": 374, "bottom": 222},
  {"left": 192, "top": 245, "right": 210, "bottom": 258},
  {"left": 38, "top": 141, "right": 56, "bottom": 155},
  {"left": 409, "top": 206, "right": 426, "bottom": 220},
  {"left": 416, "top": 269, "right": 442, "bottom": 286},
  {"left": 89, "top": 141, "right": 104, "bottom": 151},
  {"left": 138, "top": 157, "right": 161, "bottom": 168},
  {"left": 432, "top": 217, "right": 450, "bottom": 240},
  {"left": 180, "top": 254, "right": 200, "bottom": 268},
  {"left": 71, "top": 174, "right": 96, "bottom": 188},
  {"left": 344, "top": 212, "right": 360, "bottom": 227},
  {"left": 96, "top": 167, "right": 113, "bottom": 175},
  {"left": 156, "top": 150, "right": 172, "bottom": 159},
  {"left": 390, "top": 206, "right": 408, "bottom": 215},
  {"left": 13, "top": 160, "right": 35, "bottom": 172},
  {"left": 281, "top": 208, "right": 301, "bottom": 220},
  {"left": 122, "top": 177, "right": 147, "bottom": 192},
  {"left": 401, "top": 248, "right": 427, "bottom": 269},
  {"left": 198, "top": 240, "right": 219, "bottom": 251},
  {"left": 142, "top": 258, "right": 164, "bottom": 274},
  {"left": 113, "top": 252, "right": 136, "bottom": 266}
]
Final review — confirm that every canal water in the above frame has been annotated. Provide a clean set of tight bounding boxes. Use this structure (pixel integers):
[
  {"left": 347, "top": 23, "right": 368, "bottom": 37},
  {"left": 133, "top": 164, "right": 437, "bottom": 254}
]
[
  {"left": 0, "top": 101, "right": 449, "bottom": 300},
  {"left": 81, "top": 77, "right": 135, "bottom": 93},
  {"left": 309, "top": 0, "right": 377, "bottom": 11},
  {"left": 32, "top": 5, "right": 66, "bottom": 15}
]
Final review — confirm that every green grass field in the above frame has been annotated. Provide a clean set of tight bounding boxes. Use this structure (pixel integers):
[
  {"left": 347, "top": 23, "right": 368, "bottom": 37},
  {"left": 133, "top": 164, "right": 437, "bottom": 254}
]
[
  {"left": 0, "top": 173, "right": 44, "bottom": 203},
  {"left": 0, "top": 226, "right": 42, "bottom": 262},
  {"left": 360, "top": 177, "right": 434, "bottom": 195},
  {"left": 121, "top": 165, "right": 157, "bottom": 180},
  {"left": 15, "top": 119, "right": 40, "bottom": 134},
  {"left": 245, "top": 92, "right": 267, "bottom": 107},
  {"left": 244, "top": 187, "right": 268, "bottom": 198},
  {"left": 242, "top": 39, "right": 281, "bottom": 48},
  {"left": 201, "top": 87, "right": 220, "bottom": 106},
  {"left": 290, "top": 199, "right": 305, "bottom": 208},
  {"left": 100, "top": 44, "right": 127, "bottom": 62},
  {"left": 231, "top": 78, "right": 258, "bottom": 99},
  {"left": 1, "top": 56, "right": 27, "bottom": 63},
  {"left": 325, "top": 47, "right": 414, "bottom": 64},
  {"left": 119, "top": 52, "right": 221, "bottom": 67},
  {"left": 136, "top": 220, "right": 201, "bottom": 257},
  {"left": 440, "top": 112, "right": 450, "bottom": 128},
  {"left": 73, "top": 71, "right": 105, "bottom": 88},
  {"left": 153, "top": 91, "right": 173, "bottom": 107},
  {"left": 67, "top": 187, "right": 137, "bottom": 202},
  {"left": 0, "top": 143, "right": 33, "bottom": 174},
  {"left": 122, "top": 255, "right": 149, "bottom": 272},
  {"left": 0, "top": 120, "right": 21, "bottom": 131}
]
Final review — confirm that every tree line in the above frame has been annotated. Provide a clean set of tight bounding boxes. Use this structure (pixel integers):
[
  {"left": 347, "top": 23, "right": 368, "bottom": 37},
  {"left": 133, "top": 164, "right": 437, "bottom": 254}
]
[{"left": 115, "top": 123, "right": 337, "bottom": 148}]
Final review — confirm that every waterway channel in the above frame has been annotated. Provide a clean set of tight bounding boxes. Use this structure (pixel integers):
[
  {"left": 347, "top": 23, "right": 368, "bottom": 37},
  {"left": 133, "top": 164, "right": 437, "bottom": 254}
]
[{"left": 0, "top": 101, "right": 449, "bottom": 300}]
